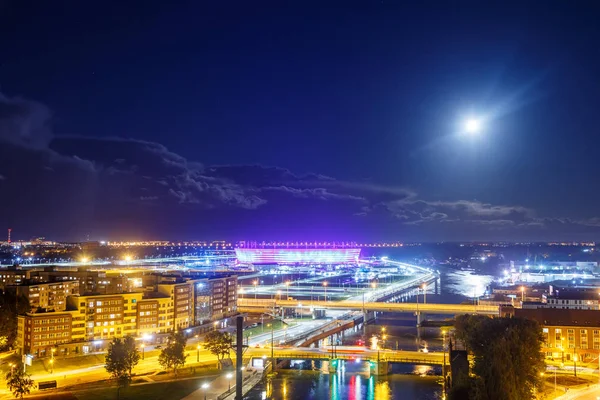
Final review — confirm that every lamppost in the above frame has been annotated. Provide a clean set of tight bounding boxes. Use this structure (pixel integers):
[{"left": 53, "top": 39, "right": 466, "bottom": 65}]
[
  {"left": 201, "top": 383, "right": 209, "bottom": 400},
  {"left": 196, "top": 344, "right": 200, "bottom": 363},
  {"left": 520, "top": 286, "right": 525, "bottom": 303},
  {"left": 141, "top": 343, "right": 145, "bottom": 360},
  {"left": 422, "top": 284, "right": 427, "bottom": 304},
  {"left": 268, "top": 323, "right": 275, "bottom": 371},
  {"left": 537, "top": 372, "right": 545, "bottom": 397},
  {"left": 226, "top": 373, "right": 233, "bottom": 391},
  {"left": 285, "top": 281, "right": 290, "bottom": 300},
  {"left": 442, "top": 329, "right": 447, "bottom": 394},
  {"left": 51, "top": 348, "right": 56, "bottom": 373},
  {"left": 253, "top": 280, "right": 258, "bottom": 300},
  {"left": 561, "top": 337, "right": 565, "bottom": 363},
  {"left": 323, "top": 281, "right": 328, "bottom": 302}
]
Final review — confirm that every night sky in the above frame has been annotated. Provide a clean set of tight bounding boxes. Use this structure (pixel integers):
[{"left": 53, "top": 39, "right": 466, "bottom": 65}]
[{"left": 1, "top": 1, "right": 600, "bottom": 242}]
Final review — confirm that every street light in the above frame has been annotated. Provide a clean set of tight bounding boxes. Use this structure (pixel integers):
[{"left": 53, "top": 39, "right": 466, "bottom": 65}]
[
  {"left": 50, "top": 347, "right": 56, "bottom": 373},
  {"left": 226, "top": 373, "right": 233, "bottom": 391},
  {"left": 201, "top": 383, "right": 209, "bottom": 400},
  {"left": 196, "top": 344, "right": 201, "bottom": 362},
  {"left": 141, "top": 343, "right": 145, "bottom": 360},
  {"left": 520, "top": 286, "right": 525, "bottom": 302},
  {"left": 323, "top": 281, "right": 328, "bottom": 302},
  {"left": 422, "top": 283, "right": 427, "bottom": 304},
  {"left": 285, "top": 281, "right": 290, "bottom": 300},
  {"left": 268, "top": 323, "right": 274, "bottom": 371},
  {"left": 442, "top": 329, "right": 447, "bottom": 393},
  {"left": 253, "top": 280, "right": 258, "bottom": 300}
]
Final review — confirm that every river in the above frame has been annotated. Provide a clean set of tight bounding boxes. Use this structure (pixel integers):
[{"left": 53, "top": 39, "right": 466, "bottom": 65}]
[{"left": 243, "top": 263, "right": 496, "bottom": 399}]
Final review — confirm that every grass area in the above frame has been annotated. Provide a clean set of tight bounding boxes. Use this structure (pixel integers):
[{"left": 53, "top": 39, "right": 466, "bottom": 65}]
[
  {"left": 540, "top": 373, "right": 596, "bottom": 399},
  {"left": 244, "top": 319, "right": 295, "bottom": 338},
  {"left": 72, "top": 378, "right": 209, "bottom": 400},
  {"left": 150, "top": 366, "right": 220, "bottom": 382},
  {"left": 548, "top": 374, "right": 595, "bottom": 386},
  {"left": 2, "top": 354, "right": 107, "bottom": 375}
]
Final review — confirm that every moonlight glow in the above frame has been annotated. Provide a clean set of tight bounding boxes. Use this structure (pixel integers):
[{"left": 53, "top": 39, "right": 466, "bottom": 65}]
[{"left": 465, "top": 118, "right": 481, "bottom": 134}]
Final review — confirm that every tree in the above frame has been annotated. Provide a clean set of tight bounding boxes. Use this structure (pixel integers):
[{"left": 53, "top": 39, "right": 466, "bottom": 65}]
[
  {"left": 0, "top": 292, "right": 31, "bottom": 351},
  {"left": 203, "top": 330, "right": 233, "bottom": 368},
  {"left": 158, "top": 331, "right": 187, "bottom": 375},
  {"left": 5, "top": 363, "right": 34, "bottom": 399},
  {"left": 105, "top": 336, "right": 140, "bottom": 398},
  {"left": 123, "top": 336, "right": 141, "bottom": 377},
  {"left": 451, "top": 315, "right": 545, "bottom": 400}
]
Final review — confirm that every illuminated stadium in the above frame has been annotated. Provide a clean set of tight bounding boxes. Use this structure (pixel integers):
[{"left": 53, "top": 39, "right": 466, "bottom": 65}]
[{"left": 235, "top": 247, "right": 361, "bottom": 264}]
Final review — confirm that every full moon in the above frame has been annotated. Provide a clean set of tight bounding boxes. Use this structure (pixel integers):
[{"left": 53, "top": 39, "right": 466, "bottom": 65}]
[{"left": 465, "top": 118, "right": 481, "bottom": 134}]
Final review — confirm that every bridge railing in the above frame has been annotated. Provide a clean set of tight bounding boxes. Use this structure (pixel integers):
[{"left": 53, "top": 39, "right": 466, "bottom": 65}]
[{"left": 249, "top": 351, "right": 443, "bottom": 365}]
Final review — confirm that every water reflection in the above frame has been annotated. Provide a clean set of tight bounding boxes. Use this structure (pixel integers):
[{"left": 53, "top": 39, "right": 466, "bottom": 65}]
[{"left": 246, "top": 368, "right": 441, "bottom": 400}]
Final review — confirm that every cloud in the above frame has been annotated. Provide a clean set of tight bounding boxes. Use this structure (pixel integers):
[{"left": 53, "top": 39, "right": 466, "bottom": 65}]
[
  {"left": 2, "top": 90, "right": 600, "bottom": 241},
  {"left": 0, "top": 92, "right": 53, "bottom": 149},
  {"left": 261, "top": 186, "right": 366, "bottom": 202}
]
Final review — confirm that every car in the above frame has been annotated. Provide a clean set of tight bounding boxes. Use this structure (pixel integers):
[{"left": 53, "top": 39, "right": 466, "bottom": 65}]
[{"left": 155, "top": 345, "right": 162, "bottom": 349}]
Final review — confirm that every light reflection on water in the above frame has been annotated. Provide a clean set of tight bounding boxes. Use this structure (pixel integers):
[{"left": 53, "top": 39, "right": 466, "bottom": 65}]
[
  {"left": 444, "top": 269, "right": 494, "bottom": 297},
  {"left": 245, "top": 362, "right": 441, "bottom": 400}
]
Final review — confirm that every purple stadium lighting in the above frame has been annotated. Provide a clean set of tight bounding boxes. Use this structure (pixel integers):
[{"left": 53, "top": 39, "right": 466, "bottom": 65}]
[{"left": 235, "top": 248, "right": 361, "bottom": 264}]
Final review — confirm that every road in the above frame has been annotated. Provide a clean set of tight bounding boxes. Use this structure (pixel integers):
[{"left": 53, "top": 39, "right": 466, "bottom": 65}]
[
  {"left": 554, "top": 384, "right": 600, "bottom": 400},
  {"left": 239, "top": 298, "right": 499, "bottom": 315}
]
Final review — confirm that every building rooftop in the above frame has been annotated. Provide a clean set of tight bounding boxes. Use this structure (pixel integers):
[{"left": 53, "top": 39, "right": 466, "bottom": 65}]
[
  {"left": 549, "top": 289, "right": 600, "bottom": 301},
  {"left": 516, "top": 308, "right": 600, "bottom": 327}
]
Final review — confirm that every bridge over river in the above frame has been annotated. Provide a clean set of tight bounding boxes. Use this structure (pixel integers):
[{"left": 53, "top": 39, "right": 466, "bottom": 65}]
[
  {"left": 238, "top": 298, "right": 500, "bottom": 316},
  {"left": 247, "top": 346, "right": 444, "bottom": 365}
]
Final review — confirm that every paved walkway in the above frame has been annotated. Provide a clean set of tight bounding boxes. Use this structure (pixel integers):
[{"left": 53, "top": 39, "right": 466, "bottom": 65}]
[
  {"left": 181, "top": 368, "right": 262, "bottom": 400},
  {"left": 553, "top": 383, "right": 600, "bottom": 400}
]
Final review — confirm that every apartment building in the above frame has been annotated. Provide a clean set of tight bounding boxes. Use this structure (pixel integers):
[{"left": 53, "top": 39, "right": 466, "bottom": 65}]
[
  {"left": 17, "top": 311, "right": 81, "bottom": 357},
  {"left": 8, "top": 281, "right": 80, "bottom": 311},
  {"left": 31, "top": 268, "right": 128, "bottom": 295},
  {"left": 66, "top": 292, "right": 143, "bottom": 342},
  {"left": 157, "top": 282, "right": 193, "bottom": 331},
  {"left": 515, "top": 307, "right": 600, "bottom": 363},
  {"left": 0, "top": 267, "right": 29, "bottom": 289},
  {"left": 210, "top": 276, "right": 238, "bottom": 319},
  {"left": 15, "top": 274, "right": 238, "bottom": 357},
  {"left": 542, "top": 290, "right": 600, "bottom": 310}
]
